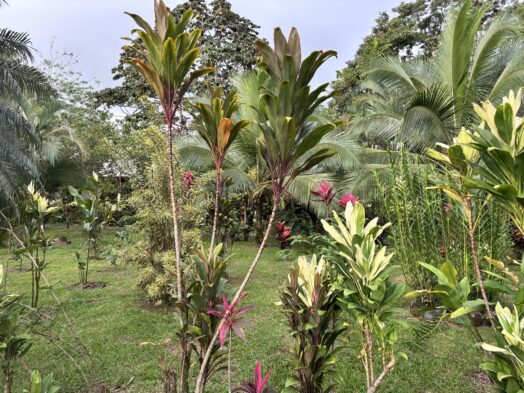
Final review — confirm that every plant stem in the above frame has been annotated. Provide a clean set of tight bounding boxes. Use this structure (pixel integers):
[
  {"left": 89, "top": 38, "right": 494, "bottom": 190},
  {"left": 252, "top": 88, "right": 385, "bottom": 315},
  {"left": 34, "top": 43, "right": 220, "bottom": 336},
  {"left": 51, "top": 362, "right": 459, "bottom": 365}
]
[
  {"left": 194, "top": 198, "right": 279, "bottom": 393},
  {"left": 208, "top": 170, "right": 222, "bottom": 260},
  {"left": 368, "top": 357, "right": 396, "bottom": 393},
  {"left": 166, "top": 122, "right": 183, "bottom": 301},
  {"left": 464, "top": 197, "right": 496, "bottom": 330},
  {"left": 228, "top": 330, "right": 232, "bottom": 393}
]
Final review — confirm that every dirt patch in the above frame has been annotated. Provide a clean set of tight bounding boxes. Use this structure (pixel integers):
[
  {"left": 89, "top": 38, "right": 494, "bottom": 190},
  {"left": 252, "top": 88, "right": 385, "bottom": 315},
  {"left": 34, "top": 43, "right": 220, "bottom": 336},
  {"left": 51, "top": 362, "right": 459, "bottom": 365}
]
[
  {"left": 469, "top": 371, "right": 493, "bottom": 393},
  {"left": 73, "top": 282, "right": 107, "bottom": 290}
]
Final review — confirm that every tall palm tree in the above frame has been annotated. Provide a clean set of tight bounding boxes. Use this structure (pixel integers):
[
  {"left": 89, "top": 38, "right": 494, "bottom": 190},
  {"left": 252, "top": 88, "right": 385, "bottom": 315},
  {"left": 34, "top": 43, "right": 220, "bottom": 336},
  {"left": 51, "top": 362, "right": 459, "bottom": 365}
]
[
  {"left": 29, "top": 99, "right": 87, "bottom": 190},
  {"left": 0, "top": 13, "right": 51, "bottom": 208},
  {"left": 351, "top": 0, "right": 524, "bottom": 152}
]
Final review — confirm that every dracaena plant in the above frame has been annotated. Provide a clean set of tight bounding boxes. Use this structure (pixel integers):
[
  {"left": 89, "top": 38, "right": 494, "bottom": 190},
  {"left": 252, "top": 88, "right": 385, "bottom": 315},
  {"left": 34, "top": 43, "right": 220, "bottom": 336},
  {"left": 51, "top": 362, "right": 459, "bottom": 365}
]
[
  {"left": 322, "top": 202, "right": 405, "bottom": 393},
  {"left": 464, "top": 89, "right": 524, "bottom": 235},
  {"left": 280, "top": 255, "right": 343, "bottom": 393},
  {"left": 427, "top": 129, "right": 496, "bottom": 329},
  {"left": 481, "top": 303, "right": 524, "bottom": 392},
  {"left": 0, "top": 267, "right": 32, "bottom": 393},
  {"left": 207, "top": 291, "right": 254, "bottom": 393},
  {"left": 23, "top": 370, "right": 60, "bottom": 393},
  {"left": 18, "top": 182, "right": 60, "bottom": 308},
  {"left": 190, "top": 85, "right": 250, "bottom": 256},
  {"left": 456, "top": 91, "right": 524, "bottom": 392},
  {"left": 187, "top": 243, "right": 230, "bottom": 392},
  {"left": 233, "top": 361, "right": 276, "bottom": 393},
  {"left": 69, "top": 173, "right": 118, "bottom": 285},
  {"left": 405, "top": 262, "right": 485, "bottom": 342},
  {"left": 195, "top": 27, "right": 342, "bottom": 393},
  {"left": 125, "top": 3, "right": 212, "bottom": 390}
]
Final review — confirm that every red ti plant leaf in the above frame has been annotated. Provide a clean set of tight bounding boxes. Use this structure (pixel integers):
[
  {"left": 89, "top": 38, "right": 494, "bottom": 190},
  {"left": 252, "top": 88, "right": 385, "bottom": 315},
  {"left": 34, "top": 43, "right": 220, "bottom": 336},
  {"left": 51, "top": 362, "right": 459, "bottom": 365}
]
[
  {"left": 232, "top": 361, "right": 275, "bottom": 393},
  {"left": 339, "top": 192, "right": 359, "bottom": 207},
  {"left": 311, "top": 181, "right": 336, "bottom": 206},
  {"left": 207, "top": 292, "right": 254, "bottom": 347}
]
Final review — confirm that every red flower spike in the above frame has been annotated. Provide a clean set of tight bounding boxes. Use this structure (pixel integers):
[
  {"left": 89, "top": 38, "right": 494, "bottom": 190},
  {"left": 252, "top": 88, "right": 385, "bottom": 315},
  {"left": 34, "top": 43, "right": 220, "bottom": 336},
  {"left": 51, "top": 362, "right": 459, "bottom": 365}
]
[
  {"left": 311, "top": 181, "right": 336, "bottom": 206},
  {"left": 339, "top": 192, "right": 359, "bottom": 207},
  {"left": 206, "top": 292, "right": 254, "bottom": 347}
]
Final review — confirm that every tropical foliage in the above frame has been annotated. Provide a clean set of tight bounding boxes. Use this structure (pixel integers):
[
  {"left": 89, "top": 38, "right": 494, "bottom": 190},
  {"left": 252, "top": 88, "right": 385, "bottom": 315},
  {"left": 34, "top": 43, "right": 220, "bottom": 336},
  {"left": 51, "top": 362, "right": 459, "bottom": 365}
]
[
  {"left": 280, "top": 255, "right": 342, "bottom": 393},
  {"left": 323, "top": 203, "right": 405, "bottom": 393},
  {"left": 351, "top": 0, "right": 524, "bottom": 151}
]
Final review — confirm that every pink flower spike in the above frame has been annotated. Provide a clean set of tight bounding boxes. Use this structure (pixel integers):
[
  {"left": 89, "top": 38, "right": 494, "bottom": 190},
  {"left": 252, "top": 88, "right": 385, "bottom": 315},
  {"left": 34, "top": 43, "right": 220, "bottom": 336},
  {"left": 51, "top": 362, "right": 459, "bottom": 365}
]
[{"left": 339, "top": 192, "right": 359, "bottom": 207}]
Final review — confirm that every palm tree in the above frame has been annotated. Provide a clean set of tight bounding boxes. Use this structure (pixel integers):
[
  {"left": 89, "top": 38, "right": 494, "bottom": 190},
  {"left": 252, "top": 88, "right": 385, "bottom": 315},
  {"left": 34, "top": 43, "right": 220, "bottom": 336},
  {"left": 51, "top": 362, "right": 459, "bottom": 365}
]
[
  {"left": 194, "top": 27, "right": 343, "bottom": 393},
  {"left": 351, "top": 0, "right": 524, "bottom": 152},
  {"left": 29, "top": 99, "right": 87, "bottom": 190},
  {"left": 0, "top": 18, "right": 51, "bottom": 207}
]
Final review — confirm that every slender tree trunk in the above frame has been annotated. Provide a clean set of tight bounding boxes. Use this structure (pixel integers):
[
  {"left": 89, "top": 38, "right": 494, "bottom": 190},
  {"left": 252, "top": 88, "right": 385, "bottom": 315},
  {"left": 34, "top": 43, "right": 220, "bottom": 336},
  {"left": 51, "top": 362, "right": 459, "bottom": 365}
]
[
  {"left": 180, "top": 324, "right": 191, "bottom": 393},
  {"left": 4, "top": 368, "right": 11, "bottom": 393},
  {"left": 166, "top": 121, "right": 192, "bottom": 393},
  {"left": 194, "top": 198, "right": 279, "bottom": 393},
  {"left": 464, "top": 197, "right": 496, "bottom": 330},
  {"left": 365, "top": 328, "right": 374, "bottom": 386},
  {"left": 167, "top": 123, "right": 183, "bottom": 299},
  {"left": 208, "top": 170, "right": 221, "bottom": 260}
]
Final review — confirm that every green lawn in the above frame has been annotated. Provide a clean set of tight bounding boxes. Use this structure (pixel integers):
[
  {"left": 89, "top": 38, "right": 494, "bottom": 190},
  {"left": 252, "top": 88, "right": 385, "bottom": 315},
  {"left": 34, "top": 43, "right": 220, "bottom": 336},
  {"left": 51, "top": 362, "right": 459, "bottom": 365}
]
[{"left": 0, "top": 224, "right": 491, "bottom": 392}]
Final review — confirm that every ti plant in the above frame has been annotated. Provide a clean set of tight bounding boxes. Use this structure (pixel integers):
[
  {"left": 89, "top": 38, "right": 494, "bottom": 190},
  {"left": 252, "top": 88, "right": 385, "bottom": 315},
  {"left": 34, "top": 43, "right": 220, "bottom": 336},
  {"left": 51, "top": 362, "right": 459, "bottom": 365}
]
[
  {"left": 69, "top": 173, "right": 118, "bottom": 285},
  {"left": 405, "top": 262, "right": 486, "bottom": 342},
  {"left": 427, "top": 128, "right": 495, "bottom": 328},
  {"left": 233, "top": 361, "right": 276, "bottom": 393},
  {"left": 322, "top": 202, "right": 405, "bottom": 393},
  {"left": 195, "top": 28, "right": 342, "bottom": 392},
  {"left": 0, "top": 267, "right": 32, "bottom": 393},
  {"left": 465, "top": 89, "right": 524, "bottom": 235},
  {"left": 187, "top": 243, "right": 230, "bottom": 391},
  {"left": 23, "top": 370, "right": 60, "bottom": 393},
  {"left": 17, "top": 182, "right": 60, "bottom": 308},
  {"left": 207, "top": 290, "right": 254, "bottom": 392},
  {"left": 190, "top": 85, "right": 250, "bottom": 256},
  {"left": 481, "top": 303, "right": 524, "bottom": 392},
  {"left": 125, "top": 4, "right": 212, "bottom": 390},
  {"left": 280, "top": 255, "right": 343, "bottom": 393},
  {"left": 458, "top": 90, "right": 524, "bottom": 392}
]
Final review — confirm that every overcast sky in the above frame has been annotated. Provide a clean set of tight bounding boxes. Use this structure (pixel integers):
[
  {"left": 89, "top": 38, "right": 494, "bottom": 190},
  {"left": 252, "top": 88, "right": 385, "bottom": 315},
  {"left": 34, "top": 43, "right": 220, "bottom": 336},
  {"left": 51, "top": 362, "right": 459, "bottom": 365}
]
[{"left": 0, "top": 0, "right": 401, "bottom": 88}]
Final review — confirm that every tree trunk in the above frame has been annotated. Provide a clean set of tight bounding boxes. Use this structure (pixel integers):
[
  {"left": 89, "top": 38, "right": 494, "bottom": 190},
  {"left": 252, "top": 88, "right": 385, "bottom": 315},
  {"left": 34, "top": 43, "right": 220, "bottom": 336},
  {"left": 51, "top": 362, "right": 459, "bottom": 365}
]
[
  {"left": 208, "top": 170, "right": 221, "bottom": 260},
  {"left": 194, "top": 198, "right": 279, "bottom": 393},
  {"left": 465, "top": 197, "right": 496, "bottom": 330},
  {"left": 166, "top": 123, "right": 183, "bottom": 301}
]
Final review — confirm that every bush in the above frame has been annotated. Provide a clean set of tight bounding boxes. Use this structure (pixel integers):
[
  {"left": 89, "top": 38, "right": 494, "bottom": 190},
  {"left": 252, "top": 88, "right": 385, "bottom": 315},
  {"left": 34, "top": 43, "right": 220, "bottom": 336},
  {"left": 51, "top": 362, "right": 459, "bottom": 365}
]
[{"left": 129, "top": 146, "right": 210, "bottom": 304}]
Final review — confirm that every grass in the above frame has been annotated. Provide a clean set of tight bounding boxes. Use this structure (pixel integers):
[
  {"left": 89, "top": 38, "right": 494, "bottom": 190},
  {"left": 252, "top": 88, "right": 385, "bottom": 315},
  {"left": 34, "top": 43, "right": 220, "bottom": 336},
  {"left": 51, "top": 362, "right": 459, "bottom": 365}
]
[{"left": 0, "top": 224, "right": 491, "bottom": 392}]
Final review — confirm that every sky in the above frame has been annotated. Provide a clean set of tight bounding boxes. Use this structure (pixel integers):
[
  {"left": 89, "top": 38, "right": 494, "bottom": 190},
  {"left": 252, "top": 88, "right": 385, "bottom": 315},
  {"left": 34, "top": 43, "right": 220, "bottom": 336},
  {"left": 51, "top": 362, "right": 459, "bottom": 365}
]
[{"left": 0, "top": 0, "right": 402, "bottom": 89}]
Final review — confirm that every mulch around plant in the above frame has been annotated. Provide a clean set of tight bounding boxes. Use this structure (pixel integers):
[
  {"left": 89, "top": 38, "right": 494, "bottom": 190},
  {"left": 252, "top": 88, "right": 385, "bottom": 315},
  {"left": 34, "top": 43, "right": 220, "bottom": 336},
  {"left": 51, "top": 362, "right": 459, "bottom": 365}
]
[{"left": 468, "top": 371, "right": 493, "bottom": 392}]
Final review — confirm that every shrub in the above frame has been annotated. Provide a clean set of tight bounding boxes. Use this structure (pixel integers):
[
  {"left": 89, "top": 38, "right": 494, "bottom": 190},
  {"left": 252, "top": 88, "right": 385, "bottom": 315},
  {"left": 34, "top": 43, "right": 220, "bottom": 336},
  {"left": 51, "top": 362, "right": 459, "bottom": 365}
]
[
  {"left": 130, "top": 143, "right": 210, "bottom": 304},
  {"left": 280, "top": 255, "right": 343, "bottom": 393},
  {"left": 323, "top": 202, "right": 405, "bottom": 393}
]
